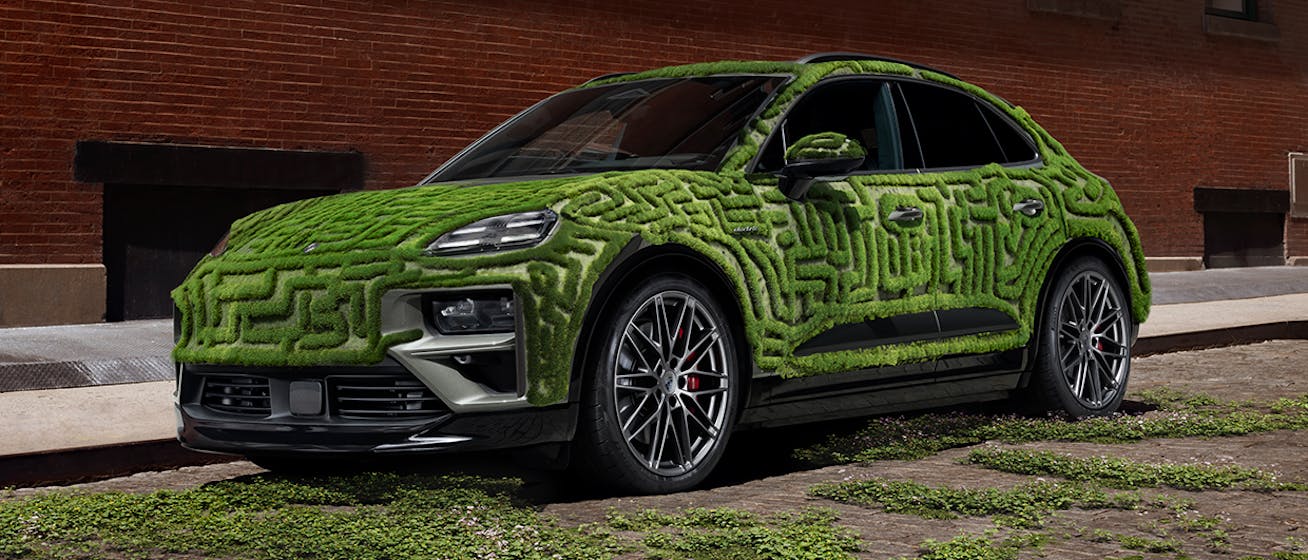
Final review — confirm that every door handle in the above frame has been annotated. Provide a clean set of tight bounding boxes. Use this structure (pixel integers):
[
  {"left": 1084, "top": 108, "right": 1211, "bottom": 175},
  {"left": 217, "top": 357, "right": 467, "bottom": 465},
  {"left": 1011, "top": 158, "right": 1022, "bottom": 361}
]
[
  {"left": 1013, "top": 199, "right": 1045, "bottom": 216},
  {"left": 887, "top": 206, "right": 924, "bottom": 223}
]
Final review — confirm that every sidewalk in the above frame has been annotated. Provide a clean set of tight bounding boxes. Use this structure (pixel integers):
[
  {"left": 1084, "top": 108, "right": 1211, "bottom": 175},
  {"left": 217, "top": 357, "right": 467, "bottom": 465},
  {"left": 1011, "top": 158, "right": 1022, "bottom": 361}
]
[{"left": 1, "top": 266, "right": 1306, "bottom": 485}]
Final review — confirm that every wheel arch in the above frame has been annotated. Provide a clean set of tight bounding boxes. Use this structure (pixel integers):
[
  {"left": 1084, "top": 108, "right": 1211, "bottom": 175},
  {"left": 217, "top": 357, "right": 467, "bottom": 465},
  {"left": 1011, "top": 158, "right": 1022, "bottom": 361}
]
[{"left": 567, "top": 239, "right": 755, "bottom": 411}]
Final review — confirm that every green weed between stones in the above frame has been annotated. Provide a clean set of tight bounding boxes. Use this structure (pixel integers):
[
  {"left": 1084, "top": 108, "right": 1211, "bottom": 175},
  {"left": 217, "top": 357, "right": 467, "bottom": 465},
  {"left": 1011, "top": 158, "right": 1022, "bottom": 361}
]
[
  {"left": 1089, "top": 529, "right": 1184, "bottom": 554},
  {"left": 794, "top": 392, "right": 1308, "bottom": 466},
  {"left": 0, "top": 473, "right": 862, "bottom": 560},
  {"left": 907, "top": 530, "right": 1050, "bottom": 560},
  {"left": 808, "top": 478, "right": 1140, "bottom": 528},
  {"left": 0, "top": 473, "right": 619, "bottom": 559},
  {"left": 965, "top": 448, "right": 1304, "bottom": 491},
  {"left": 605, "top": 507, "right": 861, "bottom": 560}
]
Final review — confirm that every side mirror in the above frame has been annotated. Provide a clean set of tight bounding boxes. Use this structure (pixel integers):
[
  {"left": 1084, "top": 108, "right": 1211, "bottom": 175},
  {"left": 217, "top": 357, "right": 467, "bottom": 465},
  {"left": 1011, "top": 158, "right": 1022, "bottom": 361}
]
[{"left": 777, "top": 132, "right": 866, "bottom": 200}]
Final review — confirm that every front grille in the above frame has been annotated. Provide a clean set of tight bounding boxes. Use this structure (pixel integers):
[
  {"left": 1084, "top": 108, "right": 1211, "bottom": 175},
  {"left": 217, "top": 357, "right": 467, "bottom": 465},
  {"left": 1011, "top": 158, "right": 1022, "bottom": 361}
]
[
  {"left": 329, "top": 375, "right": 446, "bottom": 420},
  {"left": 201, "top": 375, "right": 272, "bottom": 416}
]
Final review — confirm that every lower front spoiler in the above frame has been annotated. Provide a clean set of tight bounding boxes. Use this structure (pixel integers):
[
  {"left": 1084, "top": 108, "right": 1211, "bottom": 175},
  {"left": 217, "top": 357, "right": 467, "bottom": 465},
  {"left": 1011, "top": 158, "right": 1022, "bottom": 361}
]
[{"left": 178, "top": 403, "right": 578, "bottom": 456}]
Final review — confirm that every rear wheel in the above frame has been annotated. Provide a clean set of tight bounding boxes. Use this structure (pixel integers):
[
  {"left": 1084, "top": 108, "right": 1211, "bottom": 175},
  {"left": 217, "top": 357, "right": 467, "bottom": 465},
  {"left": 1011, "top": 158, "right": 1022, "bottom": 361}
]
[
  {"left": 1029, "top": 257, "right": 1133, "bottom": 417},
  {"left": 574, "top": 274, "right": 739, "bottom": 494}
]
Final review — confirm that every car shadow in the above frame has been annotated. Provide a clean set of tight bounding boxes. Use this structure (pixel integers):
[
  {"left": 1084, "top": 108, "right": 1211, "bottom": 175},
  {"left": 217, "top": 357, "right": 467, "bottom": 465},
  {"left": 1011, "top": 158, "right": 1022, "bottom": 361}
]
[{"left": 226, "top": 397, "right": 1160, "bottom": 505}]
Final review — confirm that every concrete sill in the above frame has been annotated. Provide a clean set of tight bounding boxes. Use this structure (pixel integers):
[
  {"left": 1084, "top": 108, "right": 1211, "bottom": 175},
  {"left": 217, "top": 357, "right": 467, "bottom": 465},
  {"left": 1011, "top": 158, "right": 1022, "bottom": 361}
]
[{"left": 1203, "top": 14, "right": 1280, "bottom": 42}]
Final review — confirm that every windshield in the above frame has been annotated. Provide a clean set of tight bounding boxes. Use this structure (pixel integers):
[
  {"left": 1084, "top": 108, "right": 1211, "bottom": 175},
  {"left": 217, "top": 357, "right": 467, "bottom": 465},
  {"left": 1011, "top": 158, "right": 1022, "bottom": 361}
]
[{"left": 428, "top": 75, "right": 786, "bottom": 182}]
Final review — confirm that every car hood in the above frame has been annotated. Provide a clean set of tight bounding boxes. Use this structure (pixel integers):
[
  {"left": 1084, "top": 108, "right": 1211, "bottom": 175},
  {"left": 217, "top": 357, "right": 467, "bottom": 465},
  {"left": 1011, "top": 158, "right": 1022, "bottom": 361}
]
[{"left": 213, "top": 176, "right": 584, "bottom": 260}]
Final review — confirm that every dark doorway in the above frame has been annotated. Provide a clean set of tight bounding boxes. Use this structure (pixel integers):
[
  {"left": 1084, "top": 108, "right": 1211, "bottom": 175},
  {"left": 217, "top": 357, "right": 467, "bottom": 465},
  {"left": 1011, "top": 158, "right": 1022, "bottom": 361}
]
[
  {"left": 103, "top": 185, "right": 334, "bottom": 321},
  {"left": 1194, "top": 187, "right": 1289, "bottom": 269},
  {"left": 1202, "top": 212, "right": 1285, "bottom": 268},
  {"left": 75, "top": 141, "right": 366, "bottom": 322}
]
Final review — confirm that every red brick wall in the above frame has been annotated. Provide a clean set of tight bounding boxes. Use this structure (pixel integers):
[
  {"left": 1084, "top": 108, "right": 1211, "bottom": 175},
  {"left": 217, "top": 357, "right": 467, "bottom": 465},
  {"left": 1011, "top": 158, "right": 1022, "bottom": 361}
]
[{"left": 2, "top": 0, "right": 1305, "bottom": 264}]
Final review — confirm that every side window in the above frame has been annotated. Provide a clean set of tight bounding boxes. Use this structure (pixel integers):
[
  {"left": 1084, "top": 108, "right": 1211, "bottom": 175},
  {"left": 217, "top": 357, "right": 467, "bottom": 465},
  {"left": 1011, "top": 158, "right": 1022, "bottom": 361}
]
[
  {"left": 980, "top": 106, "right": 1038, "bottom": 163},
  {"left": 757, "top": 80, "right": 904, "bottom": 172},
  {"left": 898, "top": 81, "right": 1006, "bottom": 169}
]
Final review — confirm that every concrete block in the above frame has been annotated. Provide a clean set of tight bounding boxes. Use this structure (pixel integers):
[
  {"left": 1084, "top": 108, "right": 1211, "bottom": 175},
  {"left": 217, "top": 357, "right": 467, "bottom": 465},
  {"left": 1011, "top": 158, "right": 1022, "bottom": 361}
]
[
  {"left": 1146, "top": 257, "right": 1204, "bottom": 273},
  {"left": 0, "top": 264, "right": 106, "bottom": 327}
]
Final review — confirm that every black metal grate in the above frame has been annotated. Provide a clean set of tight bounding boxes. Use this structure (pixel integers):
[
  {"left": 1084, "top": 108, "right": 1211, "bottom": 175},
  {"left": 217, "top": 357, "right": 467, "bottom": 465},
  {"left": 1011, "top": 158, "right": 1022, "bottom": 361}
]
[
  {"left": 201, "top": 375, "right": 272, "bottom": 416},
  {"left": 329, "top": 375, "right": 445, "bottom": 420}
]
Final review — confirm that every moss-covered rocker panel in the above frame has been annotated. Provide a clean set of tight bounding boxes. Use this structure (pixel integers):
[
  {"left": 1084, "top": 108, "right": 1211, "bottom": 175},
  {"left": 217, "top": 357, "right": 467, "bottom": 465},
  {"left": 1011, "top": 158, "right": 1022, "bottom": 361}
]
[{"left": 173, "top": 58, "right": 1151, "bottom": 405}]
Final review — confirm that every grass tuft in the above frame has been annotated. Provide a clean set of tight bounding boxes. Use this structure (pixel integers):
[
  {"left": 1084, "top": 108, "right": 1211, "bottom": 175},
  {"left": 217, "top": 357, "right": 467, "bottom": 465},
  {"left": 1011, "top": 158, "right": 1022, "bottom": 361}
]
[
  {"left": 809, "top": 478, "right": 1141, "bottom": 528},
  {"left": 965, "top": 448, "right": 1302, "bottom": 491},
  {"left": 794, "top": 393, "right": 1308, "bottom": 467}
]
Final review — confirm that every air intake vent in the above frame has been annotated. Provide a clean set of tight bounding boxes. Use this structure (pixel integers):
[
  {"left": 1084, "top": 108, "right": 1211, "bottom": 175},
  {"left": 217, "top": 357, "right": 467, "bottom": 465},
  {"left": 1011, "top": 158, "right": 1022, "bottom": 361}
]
[
  {"left": 202, "top": 375, "right": 272, "bottom": 416},
  {"left": 329, "top": 376, "right": 446, "bottom": 420}
]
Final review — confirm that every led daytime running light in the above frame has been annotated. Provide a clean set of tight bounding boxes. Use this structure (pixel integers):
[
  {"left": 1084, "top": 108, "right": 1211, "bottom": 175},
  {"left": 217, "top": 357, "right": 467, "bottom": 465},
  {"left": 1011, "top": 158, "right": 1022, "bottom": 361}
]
[{"left": 424, "top": 209, "right": 558, "bottom": 256}]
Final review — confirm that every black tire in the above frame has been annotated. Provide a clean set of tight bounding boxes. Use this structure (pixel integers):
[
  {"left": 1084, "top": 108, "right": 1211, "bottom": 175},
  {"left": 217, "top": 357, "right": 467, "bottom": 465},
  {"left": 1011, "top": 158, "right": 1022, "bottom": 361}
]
[
  {"left": 1028, "top": 256, "right": 1133, "bottom": 417},
  {"left": 573, "top": 273, "right": 740, "bottom": 494}
]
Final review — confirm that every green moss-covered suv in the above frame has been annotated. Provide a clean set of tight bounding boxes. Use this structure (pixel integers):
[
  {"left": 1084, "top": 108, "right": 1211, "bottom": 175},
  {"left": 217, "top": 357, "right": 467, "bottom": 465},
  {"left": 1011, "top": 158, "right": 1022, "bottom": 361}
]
[{"left": 173, "top": 53, "right": 1150, "bottom": 493}]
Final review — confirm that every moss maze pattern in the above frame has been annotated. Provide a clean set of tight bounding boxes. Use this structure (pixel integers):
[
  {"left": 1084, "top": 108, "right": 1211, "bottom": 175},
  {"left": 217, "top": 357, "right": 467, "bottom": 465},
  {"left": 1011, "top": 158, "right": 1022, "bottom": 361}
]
[{"left": 172, "top": 60, "right": 1150, "bottom": 405}]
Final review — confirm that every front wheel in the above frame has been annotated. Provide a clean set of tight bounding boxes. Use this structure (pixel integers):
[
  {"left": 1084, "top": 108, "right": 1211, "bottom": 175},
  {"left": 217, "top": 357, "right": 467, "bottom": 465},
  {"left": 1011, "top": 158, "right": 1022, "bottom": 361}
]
[
  {"left": 574, "top": 274, "right": 739, "bottom": 494},
  {"left": 1028, "top": 257, "right": 1134, "bottom": 417}
]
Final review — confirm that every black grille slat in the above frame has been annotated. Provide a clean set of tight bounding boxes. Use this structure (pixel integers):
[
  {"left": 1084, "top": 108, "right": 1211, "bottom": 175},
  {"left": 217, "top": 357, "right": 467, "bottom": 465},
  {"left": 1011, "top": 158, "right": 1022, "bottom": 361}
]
[
  {"left": 201, "top": 375, "right": 272, "bottom": 416},
  {"left": 329, "top": 375, "right": 445, "bottom": 420}
]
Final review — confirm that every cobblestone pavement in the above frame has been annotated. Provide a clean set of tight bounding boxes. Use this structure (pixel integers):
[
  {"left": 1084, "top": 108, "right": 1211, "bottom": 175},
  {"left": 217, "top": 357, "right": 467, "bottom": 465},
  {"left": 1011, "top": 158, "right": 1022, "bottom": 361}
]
[{"left": 14, "top": 340, "right": 1308, "bottom": 558}]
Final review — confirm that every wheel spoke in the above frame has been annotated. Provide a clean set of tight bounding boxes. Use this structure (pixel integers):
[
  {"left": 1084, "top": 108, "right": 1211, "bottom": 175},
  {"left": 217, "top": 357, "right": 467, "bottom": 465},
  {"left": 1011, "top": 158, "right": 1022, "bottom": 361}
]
[
  {"left": 672, "top": 404, "right": 694, "bottom": 468},
  {"left": 1060, "top": 343, "right": 1080, "bottom": 369},
  {"left": 648, "top": 401, "right": 669, "bottom": 468},
  {"left": 621, "top": 393, "right": 657, "bottom": 438},
  {"left": 680, "top": 394, "right": 720, "bottom": 438},
  {"left": 679, "top": 328, "right": 719, "bottom": 370},
  {"left": 1059, "top": 321, "right": 1080, "bottom": 340},
  {"left": 654, "top": 295, "right": 673, "bottom": 357},
  {"left": 1088, "top": 282, "right": 1109, "bottom": 327},
  {"left": 673, "top": 299, "right": 695, "bottom": 357},
  {"left": 1086, "top": 350, "right": 1104, "bottom": 404},
  {"left": 625, "top": 325, "right": 661, "bottom": 365}
]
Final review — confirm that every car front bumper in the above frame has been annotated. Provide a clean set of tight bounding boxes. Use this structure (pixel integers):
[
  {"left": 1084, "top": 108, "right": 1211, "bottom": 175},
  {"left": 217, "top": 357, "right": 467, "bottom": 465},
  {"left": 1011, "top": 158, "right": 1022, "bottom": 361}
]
[{"left": 177, "top": 397, "right": 577, "bottom": 455}]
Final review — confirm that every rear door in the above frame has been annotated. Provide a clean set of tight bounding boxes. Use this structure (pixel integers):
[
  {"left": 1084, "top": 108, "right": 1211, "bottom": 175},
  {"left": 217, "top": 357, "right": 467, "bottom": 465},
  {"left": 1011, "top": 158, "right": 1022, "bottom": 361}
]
[{"left": 895, "top": 80, "right": 1047, "bottom": 344}]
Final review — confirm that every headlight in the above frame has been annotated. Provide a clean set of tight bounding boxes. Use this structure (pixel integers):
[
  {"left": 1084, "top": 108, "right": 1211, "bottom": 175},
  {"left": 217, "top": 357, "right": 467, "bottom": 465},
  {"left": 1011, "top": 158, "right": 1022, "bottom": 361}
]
[
  {"left": 423, "top": 209, "right": 558, "bottom": 256},
  {"left": 209, "top": 230, "right": 230, "bottom": 257}
]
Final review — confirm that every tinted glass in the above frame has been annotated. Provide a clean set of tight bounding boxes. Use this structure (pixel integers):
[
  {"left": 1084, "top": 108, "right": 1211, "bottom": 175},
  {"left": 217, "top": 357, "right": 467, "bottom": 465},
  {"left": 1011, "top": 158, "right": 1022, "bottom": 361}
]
[
  {"left": 892, "top": 84, "right": 924, "bottom": 169},
  {"left": 757, "top": 80, "right": 903, "bottom": 172},
  {"left": 981, "top": 107, "right": 1038, "bottom": 163},
  {"left": 899, "top": 81, "right": 1005, "bottom": 169},
  {"left": 430, "top": 76, "right": 786, "bottom": 182}
]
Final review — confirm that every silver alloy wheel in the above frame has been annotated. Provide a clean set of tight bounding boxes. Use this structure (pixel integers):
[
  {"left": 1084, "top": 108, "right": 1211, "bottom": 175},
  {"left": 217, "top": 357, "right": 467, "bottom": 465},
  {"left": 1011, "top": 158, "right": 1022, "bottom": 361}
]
[
  {"left": 613, "top": 290, "right": 731, "bottom": 476},
  {"left": 1055, "top": 270, "right": 1130, "bottom": 409}
]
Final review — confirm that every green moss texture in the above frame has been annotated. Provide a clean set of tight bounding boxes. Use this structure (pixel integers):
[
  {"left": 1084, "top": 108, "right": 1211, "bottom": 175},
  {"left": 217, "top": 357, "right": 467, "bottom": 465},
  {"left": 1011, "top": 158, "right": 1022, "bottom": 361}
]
[
  {"left": 173, "top": 59, "right": 1151, "bottom": 405},
  {"left": 784, "top": 132, "right": 867, "bottom": 162}
]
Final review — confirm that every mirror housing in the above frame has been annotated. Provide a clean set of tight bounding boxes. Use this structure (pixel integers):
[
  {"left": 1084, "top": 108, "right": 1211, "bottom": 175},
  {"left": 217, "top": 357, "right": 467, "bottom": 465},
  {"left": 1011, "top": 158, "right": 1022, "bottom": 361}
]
[{"left": 777, "top": 132, "right": 866, "bottom": 200}]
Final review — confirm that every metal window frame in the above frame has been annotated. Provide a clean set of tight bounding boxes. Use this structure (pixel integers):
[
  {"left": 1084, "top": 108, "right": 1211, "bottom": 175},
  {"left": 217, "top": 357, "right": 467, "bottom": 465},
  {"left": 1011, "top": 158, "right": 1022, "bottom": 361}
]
[{"left": 1206, "top": 0, "right": 1258, "bottom": 21}]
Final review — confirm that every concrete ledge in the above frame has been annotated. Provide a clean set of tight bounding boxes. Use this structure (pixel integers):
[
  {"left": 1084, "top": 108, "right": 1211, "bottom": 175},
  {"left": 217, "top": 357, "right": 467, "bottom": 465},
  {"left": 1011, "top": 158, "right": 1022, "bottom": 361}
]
[
  {"left": 0, "top": 439, "right": 232, "bottom": 488},
  {"left": 1289, "top": 257, "right": 1308, "bottom": 266},
  {"left": 1134, "top": 321, "right": 1308, "bottom": 357},
  {"left": 0, "top": 264, "right": 106, "bottom": 327},
  {"left": 1146, "top": 257, "right": 1204, "bottom": 273}
]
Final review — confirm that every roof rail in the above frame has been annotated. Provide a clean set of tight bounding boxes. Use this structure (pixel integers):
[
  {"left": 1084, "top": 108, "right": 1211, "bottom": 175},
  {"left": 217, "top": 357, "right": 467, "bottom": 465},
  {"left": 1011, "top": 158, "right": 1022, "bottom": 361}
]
[
  {"left": 796, "top": 52, "right": 961, "bottom": 80},
  {"left": 582, "top": 71, "right": 635, "bottom": 85}
]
